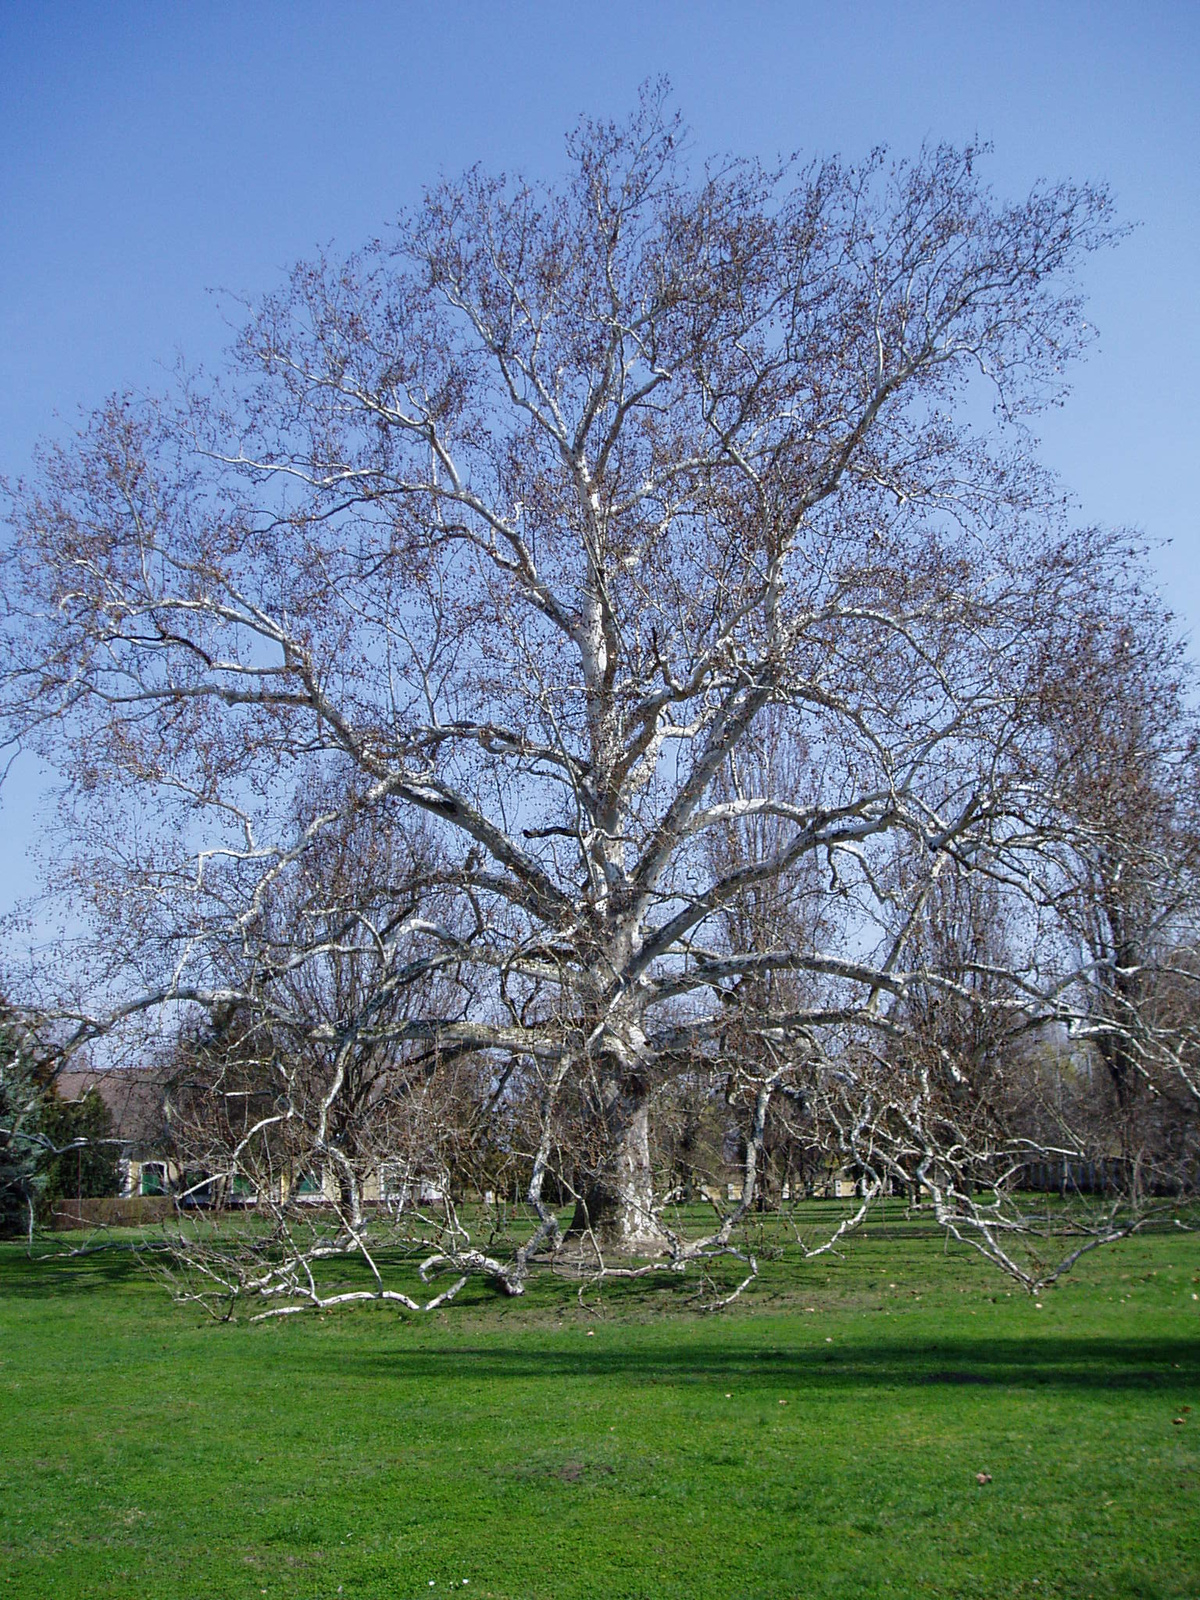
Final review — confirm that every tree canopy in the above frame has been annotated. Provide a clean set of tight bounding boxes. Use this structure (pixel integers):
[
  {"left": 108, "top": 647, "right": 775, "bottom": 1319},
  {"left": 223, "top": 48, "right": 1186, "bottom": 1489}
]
[{"left": 2, "top": 91, "right": 1196, "bottom": 1311}]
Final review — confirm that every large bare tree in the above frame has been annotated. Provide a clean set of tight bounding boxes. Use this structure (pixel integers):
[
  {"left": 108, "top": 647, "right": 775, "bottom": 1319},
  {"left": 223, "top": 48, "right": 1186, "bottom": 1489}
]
[{"left": 6, "top": 90, "right": 1181, "bottom": 1309}]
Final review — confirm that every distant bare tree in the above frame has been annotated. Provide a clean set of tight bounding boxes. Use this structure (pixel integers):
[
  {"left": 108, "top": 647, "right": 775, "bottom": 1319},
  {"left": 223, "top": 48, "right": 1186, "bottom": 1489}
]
[{"left": 1039, "top": 595, "right": 1200, "bottom": 1188}]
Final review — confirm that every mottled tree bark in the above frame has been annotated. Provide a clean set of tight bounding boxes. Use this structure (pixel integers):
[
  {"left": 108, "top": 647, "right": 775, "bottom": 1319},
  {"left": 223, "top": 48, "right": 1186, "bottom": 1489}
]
[{"left": 567, "top": 1090, "right": 666, "bottom": 1255}]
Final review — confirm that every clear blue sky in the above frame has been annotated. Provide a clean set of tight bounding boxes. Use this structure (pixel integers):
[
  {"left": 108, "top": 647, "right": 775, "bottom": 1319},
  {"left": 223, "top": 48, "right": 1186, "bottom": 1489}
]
[{"left": 1, "top": 0, "right": 1198, "bottom": 912}]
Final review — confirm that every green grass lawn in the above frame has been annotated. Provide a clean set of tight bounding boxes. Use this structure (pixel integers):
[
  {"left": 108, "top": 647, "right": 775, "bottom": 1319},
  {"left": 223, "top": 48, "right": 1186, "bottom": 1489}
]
[{"left": 2, "top": 1217, "right": 1198, "bottom": 1599}]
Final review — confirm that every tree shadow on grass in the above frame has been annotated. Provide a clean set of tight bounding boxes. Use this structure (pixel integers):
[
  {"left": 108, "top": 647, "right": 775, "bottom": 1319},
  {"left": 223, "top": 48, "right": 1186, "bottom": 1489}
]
[
  {"left": 0, "top": 1241, "right": 152, "bottom": 1296},
  {"left": 305, "top": 1334, "right": 1200, "bottom": 1395},
  {"left": 4, "top": 1243, "right": 1197, "bottom": 1402}
]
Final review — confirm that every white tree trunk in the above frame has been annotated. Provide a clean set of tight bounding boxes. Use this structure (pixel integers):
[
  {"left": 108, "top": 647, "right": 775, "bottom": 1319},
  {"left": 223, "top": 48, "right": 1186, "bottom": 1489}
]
[{"left": 568, "top": 1091, "right": 667, "bottom": 1255}]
